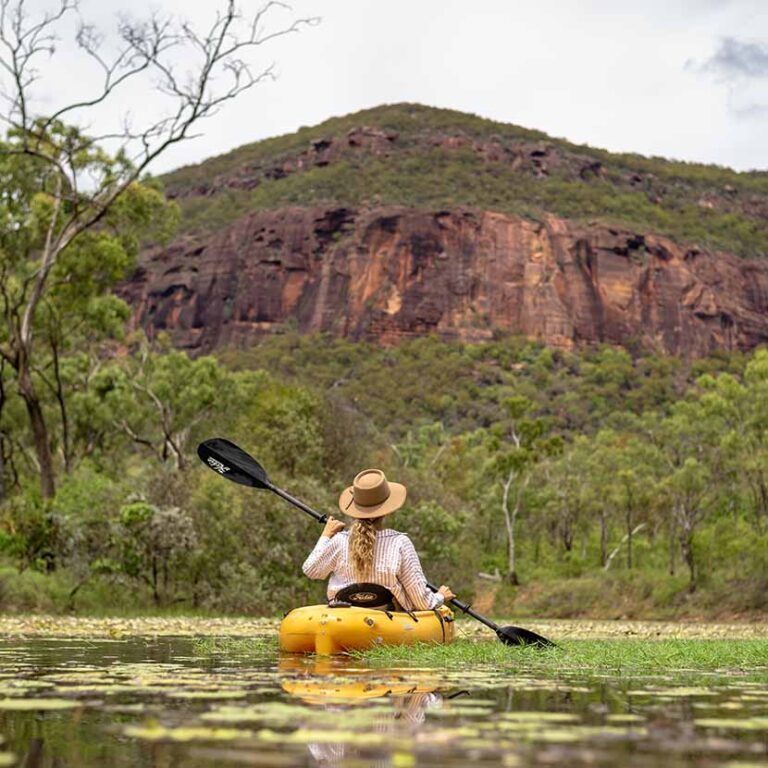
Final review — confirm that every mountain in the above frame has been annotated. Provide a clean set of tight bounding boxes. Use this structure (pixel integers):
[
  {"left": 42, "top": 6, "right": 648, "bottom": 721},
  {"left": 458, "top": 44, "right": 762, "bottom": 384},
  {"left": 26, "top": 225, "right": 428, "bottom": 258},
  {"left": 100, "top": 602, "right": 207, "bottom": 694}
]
[{"left": 120, "top": 103, "right": 768, "bottom": 355}]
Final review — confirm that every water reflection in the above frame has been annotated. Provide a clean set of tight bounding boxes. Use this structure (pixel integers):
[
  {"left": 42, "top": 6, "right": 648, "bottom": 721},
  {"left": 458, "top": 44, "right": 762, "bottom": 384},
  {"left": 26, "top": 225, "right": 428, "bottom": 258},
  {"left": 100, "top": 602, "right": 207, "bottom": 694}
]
[
  {"left": 279, "top": 656, "right": 448, "bottom": 767},
  {"left": 0, "top": 638, "right": 765, "bottom": 768}
]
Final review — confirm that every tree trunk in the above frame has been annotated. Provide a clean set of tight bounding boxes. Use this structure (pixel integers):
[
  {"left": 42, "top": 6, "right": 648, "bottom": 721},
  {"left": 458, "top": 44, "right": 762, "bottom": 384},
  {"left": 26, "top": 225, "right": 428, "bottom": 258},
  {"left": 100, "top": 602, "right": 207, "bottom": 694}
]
[
  {"left": 18, "top": 367, "right": 55, "bottom": 499},
  {"left": 501, "top": 469, "right": 520, "bottom": 586},
  {"left": 506, "top": 536, "right": 519, "bottom": 586},
  {"left": 599, "top": 509, "right": 608, "bottom": 567},
  {"left": 678, "top": 516, "right": 696, "bottom": 593},
  {"left": 681, "top": 533, "right": 696, "bottom": 593},
  {"left": 0, "top": 436, "right": 5, "bottom": 504},
  {"left": 151, "top": 556, "right": 161, "bottom": 606},
  {"left": 668, "top": 506, "right": 677, "bottom": 576},
  {"left": 50, "top": 339, "right": 71, "bottom": 474},
  {"left": 605, "top": 523, "right": 646, "bottom": 571},
  {"left": 0, "top": 372, "right": 6, "bottom": 503},
  {"left": 560, "top": 500, "right": 574, "bottom": 552},
  {"left": 626, "top": 503, "right": 633, "bottom": 570}
]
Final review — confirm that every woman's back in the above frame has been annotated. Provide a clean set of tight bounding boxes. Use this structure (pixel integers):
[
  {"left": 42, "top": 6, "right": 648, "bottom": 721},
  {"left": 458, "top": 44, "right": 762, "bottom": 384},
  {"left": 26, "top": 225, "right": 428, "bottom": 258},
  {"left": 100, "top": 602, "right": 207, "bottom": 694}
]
[{"left": 303, "top": 528, "right": 442, "bottom": 611}]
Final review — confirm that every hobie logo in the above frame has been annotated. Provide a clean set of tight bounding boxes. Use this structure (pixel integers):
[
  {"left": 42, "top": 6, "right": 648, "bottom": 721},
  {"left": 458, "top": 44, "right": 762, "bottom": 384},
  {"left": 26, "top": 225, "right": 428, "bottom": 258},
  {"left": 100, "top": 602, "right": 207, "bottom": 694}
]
[{"left": 207, "top": 456, "right": 230, "bottom": 475}]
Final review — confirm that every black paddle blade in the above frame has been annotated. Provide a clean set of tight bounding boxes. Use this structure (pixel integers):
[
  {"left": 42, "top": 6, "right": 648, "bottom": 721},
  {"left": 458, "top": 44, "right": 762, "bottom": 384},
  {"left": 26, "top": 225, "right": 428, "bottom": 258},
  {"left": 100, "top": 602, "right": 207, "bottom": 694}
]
[
  {"left": 197, "top": 438, "right": 271, "bottom": 489},
  {"left": 496, "top": 625, "right": 556, "bottom": 648}
]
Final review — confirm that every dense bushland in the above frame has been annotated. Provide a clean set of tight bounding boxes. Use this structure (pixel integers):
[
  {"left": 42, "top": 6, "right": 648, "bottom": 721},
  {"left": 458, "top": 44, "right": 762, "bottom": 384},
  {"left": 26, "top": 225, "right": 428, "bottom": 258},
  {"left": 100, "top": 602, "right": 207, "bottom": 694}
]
[{"left": 2, "top": 322, "right": 767, "bottom": 617}]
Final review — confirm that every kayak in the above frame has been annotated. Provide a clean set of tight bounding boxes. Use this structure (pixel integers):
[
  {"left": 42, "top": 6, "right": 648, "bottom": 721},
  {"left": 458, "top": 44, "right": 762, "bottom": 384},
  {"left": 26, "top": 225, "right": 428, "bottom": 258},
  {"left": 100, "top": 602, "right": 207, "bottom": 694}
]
[{"left": 279, "top": 604, "right": 455, "bottom": 655}]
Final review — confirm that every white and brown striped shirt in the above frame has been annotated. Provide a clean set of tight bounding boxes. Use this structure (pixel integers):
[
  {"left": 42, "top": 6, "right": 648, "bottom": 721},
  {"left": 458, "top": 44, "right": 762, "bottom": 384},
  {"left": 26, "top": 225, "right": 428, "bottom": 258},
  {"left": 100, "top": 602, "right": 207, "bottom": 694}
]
[{"left": 302, "top": 529, "right": 444, "bottom": 611}]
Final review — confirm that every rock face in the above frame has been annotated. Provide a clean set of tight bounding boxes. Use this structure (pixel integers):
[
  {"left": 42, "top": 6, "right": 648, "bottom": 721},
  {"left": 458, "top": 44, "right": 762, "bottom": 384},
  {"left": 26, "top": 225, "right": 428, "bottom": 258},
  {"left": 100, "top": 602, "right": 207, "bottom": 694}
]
[{"left": 119, "top": 206, "right": 768, "bottom": 356}]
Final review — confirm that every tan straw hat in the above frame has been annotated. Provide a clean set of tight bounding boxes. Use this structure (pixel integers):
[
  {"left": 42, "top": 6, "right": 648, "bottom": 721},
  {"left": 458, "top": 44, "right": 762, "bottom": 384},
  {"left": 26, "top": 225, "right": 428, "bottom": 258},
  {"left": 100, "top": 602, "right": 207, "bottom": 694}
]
[{"left": 338, "top": 469, "right": 407, "bottom": 519}]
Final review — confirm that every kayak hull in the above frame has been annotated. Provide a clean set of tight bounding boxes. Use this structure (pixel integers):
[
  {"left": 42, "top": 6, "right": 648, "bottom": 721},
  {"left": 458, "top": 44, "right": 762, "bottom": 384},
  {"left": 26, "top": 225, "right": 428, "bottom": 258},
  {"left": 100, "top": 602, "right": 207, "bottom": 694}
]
[{"left": 279, "top": 604, "right": 455, "bottom": 655}]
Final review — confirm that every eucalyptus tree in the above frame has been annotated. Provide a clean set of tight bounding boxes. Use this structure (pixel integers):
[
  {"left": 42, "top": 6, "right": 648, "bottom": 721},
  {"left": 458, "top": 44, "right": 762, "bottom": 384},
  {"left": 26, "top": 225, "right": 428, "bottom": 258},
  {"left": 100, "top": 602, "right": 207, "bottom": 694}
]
[
  {"left": 100, "top": 340, "right": 227, "bottom": 472},
  {"left": 589, "top": 429, "right": 661, "bottom": 571},
  {"left": 538, "top": 436, "right": 594, "bottom": 558},
  {"left": 0, "top": 0, "right": 314, "bottom": 496},
  {"left": 696, "top": 351, "right": 768, "bottom": 533},
  {"left": 654, "top": 398, "right": 725, "bottom": 593},
  {"left": 486, "top": 395, "right": 557, "bottom": 585}
]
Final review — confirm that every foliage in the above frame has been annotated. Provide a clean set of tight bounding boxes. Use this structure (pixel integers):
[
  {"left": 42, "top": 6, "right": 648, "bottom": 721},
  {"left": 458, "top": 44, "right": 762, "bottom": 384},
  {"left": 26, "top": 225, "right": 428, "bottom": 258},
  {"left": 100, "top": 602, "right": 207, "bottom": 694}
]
[
  {"left": 0, "top": 0, "right": 311, "bottom": 499},
  {"left": 163, "top": 103, "right": 768, "bottom": 258},
  {"left": 0, "top": 104, "right": 764, "bottom": 620},
  {"left": 2, "top": 308, "right": 768, "bottom": 616}
]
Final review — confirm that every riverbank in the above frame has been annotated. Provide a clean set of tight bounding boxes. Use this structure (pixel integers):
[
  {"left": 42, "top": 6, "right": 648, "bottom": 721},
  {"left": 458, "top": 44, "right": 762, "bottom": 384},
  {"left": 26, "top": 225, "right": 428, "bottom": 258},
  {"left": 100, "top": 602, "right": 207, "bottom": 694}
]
[{"left": 0, "top": 615, "right": 765, "bottom": 640}]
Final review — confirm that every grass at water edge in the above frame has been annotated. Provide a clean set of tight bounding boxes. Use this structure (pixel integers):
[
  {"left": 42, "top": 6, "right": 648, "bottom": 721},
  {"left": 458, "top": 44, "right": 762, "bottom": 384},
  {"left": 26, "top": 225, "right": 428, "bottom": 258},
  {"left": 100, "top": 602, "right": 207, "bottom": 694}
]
[{"left": 358, "top": 639, "right": 768, "bottom": 677}]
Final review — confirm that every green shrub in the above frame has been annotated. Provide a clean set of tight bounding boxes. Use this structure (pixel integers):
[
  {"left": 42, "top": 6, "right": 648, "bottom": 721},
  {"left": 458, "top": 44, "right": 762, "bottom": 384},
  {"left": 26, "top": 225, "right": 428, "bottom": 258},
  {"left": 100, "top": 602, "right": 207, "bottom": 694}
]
[{"left": 0, "top": 566, "right": 73, "bottom": 613}]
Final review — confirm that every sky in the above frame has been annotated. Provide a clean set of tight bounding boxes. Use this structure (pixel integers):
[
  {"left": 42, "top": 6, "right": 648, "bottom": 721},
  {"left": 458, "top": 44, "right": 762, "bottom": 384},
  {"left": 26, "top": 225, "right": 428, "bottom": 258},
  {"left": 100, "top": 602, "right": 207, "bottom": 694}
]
[{"left": 3, "top": 0, "right": 768, "bottom": 173}]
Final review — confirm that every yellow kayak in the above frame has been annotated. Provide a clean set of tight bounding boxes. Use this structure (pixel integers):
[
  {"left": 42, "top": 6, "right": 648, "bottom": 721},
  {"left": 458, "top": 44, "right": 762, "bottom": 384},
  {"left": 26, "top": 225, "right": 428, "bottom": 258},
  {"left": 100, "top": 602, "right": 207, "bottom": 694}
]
[{"left": 279, "top": 604, "right": 455, "bottom": 655}]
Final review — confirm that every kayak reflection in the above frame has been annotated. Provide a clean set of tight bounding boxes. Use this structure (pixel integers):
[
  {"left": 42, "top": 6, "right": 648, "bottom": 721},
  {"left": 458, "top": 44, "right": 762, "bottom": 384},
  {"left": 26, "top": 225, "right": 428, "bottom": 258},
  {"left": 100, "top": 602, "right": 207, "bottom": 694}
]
[{"left": 279, "top": 656, "right": 448, "bottom": 767}]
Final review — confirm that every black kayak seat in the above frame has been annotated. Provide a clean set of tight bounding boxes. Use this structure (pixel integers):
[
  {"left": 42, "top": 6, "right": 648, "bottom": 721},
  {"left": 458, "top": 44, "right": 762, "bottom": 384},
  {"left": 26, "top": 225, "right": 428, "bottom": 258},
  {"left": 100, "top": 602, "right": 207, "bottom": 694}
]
[{"left": 329, "top": 583, "right": 396, "bottom": 610}]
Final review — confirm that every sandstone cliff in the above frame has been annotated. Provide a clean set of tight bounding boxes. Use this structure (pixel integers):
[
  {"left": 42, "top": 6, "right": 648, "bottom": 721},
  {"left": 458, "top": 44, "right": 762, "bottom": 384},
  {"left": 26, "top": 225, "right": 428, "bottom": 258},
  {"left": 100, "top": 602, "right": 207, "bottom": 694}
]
[{"left": 120, "top": 206, "right": 768, "bottom": 357}]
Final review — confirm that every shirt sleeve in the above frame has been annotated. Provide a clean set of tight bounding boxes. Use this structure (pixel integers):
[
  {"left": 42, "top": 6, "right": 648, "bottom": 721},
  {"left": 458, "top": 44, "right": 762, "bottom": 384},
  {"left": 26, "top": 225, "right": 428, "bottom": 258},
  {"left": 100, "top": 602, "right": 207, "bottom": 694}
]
[
  {"left": 302, "top": 535, "right": 339, "bottom": 579},
  {"left": 397, "top": 536, "right": 444, "bottom": 611}
]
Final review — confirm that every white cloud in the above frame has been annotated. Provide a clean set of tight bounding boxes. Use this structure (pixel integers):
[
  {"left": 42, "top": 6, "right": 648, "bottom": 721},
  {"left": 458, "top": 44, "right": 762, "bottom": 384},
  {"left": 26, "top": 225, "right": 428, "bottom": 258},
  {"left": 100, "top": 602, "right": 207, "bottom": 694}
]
[{"left": 689, "top": 36, "right": 768, "bottom": 120}]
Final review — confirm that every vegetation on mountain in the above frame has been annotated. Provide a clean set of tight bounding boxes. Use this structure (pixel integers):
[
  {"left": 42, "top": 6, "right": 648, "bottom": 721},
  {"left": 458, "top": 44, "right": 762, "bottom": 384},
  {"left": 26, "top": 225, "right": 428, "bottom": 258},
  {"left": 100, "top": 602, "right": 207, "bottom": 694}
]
[{"left": 163, "top": 104, "right": 768, "bottom": 258}]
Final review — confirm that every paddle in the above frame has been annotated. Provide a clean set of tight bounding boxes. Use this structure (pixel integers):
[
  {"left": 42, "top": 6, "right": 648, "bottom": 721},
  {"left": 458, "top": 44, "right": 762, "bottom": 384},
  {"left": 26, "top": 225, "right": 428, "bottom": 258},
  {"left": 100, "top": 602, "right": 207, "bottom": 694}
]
[{"left": 197, "top": 437, "right": 555, "bottom": 648}]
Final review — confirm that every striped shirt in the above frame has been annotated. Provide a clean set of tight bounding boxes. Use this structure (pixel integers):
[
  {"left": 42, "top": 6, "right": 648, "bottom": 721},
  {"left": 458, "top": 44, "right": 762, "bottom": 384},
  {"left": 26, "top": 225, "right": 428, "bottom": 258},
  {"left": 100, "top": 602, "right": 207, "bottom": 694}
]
[{"left": 302, "top": 529, "right": 444, "bottom": 611}]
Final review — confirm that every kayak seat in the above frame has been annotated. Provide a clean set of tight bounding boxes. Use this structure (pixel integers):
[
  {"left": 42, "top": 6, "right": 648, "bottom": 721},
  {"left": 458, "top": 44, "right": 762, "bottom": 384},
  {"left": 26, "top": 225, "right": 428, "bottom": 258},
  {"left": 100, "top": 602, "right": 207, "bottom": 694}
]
[{"left": 331, "top": 583, "right": 396, "bottom": 611}]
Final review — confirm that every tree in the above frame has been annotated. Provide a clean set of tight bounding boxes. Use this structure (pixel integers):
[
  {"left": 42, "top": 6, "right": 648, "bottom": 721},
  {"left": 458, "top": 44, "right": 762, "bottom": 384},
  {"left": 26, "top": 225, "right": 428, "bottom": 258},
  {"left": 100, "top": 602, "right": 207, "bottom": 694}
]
[
  {"left": 698, "top": 352, "right": 768, "bottom": 533},
  {"left": 660, "top": 456, "right": 711, "bottom": 593},
  {"left": 102, "top": 340, "right": 228, "bottom": 471},
  {"left": 488, "top": 396, "right": 549, "bottom": 585},
  {"left": 119, "top": 500, "right": 197, "bottom": 605},
  {"left": 539, "top": 436, "right": 593, "bottom": 557},
  {"left": 655, "top": 401, "right": 723, "bottom": 593},
  {"left": 0, "top": 0, "right": 314, "bottom": 496},
  {"left": 589, "top": 429, "right": 659, "bottom": 571},
  {"left": 0, "top": 157, "right": 171, "bottom": 471}
]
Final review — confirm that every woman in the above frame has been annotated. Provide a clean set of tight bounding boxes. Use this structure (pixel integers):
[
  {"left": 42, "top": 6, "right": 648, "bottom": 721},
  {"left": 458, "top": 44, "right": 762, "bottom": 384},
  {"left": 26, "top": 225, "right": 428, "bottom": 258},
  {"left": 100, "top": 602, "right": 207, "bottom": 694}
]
[{"left": 303, "top": 468, "right": 454, "bottom": 610}]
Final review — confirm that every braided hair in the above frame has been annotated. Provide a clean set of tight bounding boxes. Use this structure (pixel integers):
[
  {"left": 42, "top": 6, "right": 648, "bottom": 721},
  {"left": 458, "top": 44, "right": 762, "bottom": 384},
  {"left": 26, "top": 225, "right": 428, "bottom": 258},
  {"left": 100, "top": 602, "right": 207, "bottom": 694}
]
[{"left": 349, "top": 517, "right": 383, "bottom": 580}]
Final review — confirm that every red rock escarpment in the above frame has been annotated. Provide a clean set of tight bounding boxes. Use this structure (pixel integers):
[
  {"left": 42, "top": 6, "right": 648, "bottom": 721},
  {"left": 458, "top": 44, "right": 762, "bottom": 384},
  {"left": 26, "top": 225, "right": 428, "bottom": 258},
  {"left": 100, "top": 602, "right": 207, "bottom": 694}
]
[{"left": 119, "top": 207, "right": 768, "bottom": 356}]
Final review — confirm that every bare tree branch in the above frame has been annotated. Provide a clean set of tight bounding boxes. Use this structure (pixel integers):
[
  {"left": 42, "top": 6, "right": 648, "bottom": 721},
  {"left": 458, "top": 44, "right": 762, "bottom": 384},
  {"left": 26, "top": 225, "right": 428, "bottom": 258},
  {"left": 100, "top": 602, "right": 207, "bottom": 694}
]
[{"left": 0, "top": 0, "right": 316, "bottom": 496}]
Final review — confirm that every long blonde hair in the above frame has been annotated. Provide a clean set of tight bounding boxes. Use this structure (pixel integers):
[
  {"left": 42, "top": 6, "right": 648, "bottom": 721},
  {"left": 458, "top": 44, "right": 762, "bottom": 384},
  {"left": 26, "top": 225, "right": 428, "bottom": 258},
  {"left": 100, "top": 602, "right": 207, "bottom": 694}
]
[{"left": 349, "top": 517, "right": 384, "bottom": 580}]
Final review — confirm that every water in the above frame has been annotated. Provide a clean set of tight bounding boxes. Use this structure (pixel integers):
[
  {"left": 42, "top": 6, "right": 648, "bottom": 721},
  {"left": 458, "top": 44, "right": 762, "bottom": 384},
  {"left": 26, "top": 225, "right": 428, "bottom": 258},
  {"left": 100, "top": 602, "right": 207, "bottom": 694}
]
[{"left": 1, "top": 637, "right": 767, "bottom": 767}]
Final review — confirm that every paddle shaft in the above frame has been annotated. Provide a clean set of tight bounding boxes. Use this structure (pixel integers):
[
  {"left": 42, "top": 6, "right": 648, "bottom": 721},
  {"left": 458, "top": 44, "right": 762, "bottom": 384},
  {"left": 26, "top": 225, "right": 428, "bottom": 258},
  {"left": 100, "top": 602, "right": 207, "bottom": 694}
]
[
  {"left": 267, "top": 482, "right": 328, "bottom": 524},
  {"left": 426, "top": 581, "right": 500, "bottom": 633}
]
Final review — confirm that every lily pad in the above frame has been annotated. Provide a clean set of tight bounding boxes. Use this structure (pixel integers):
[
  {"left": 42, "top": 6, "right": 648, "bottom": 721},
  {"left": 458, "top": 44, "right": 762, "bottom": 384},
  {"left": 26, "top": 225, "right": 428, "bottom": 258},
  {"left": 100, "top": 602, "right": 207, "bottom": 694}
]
[
  {"left": 124, "top": 724, "right": 252, "bottom": 742},
  {"left": 0, "top": 697, "right": 81, "bottom": 711},
  {"left": 695, "top": 718, "right": 768, "bottom": 731}
]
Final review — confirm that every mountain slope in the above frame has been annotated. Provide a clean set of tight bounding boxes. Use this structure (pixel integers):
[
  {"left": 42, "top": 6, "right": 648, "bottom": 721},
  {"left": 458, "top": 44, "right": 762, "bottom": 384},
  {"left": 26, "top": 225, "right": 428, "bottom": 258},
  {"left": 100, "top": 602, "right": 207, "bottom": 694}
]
[
  {"left": 161, "top": 103, "right": 768, "bottom": 258},
  {"left": 121, "top": 104, "right": 768, "bottom": 356}
]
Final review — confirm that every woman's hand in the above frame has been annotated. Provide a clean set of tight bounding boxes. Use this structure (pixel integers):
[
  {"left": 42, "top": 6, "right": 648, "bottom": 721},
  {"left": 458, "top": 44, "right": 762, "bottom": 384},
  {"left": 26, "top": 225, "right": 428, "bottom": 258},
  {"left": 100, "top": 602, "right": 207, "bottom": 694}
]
[
  {"left": 437, "top": 584, "right": 455, "bottom": 602},
  {"left": 322, "top": 516, "right": 346, "bottom": 539}
]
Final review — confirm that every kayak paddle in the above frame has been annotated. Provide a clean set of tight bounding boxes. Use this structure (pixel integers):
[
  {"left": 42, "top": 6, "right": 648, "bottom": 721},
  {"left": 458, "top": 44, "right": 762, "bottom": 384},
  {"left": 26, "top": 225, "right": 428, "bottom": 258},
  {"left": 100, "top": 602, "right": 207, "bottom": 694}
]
[
  {"left": 197, "top": 437, "right": 555, "bottom": 648},
  {"left": 425, "top": 581, "right": 553, "bottom": 647}
]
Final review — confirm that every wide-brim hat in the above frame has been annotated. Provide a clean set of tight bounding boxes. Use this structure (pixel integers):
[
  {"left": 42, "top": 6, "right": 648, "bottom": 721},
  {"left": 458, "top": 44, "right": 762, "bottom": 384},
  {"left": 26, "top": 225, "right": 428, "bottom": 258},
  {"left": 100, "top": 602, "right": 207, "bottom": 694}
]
[{"left": 338, "top": 468, "right": 407, "bottom": 519}]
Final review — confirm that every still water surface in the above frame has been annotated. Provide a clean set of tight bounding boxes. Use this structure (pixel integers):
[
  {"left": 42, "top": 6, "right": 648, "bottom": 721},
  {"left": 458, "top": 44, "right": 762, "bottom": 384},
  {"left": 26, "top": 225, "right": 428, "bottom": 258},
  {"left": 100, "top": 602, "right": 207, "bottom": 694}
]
[{"left": 0, "top": 637, "right": 767, "bottom": 767}]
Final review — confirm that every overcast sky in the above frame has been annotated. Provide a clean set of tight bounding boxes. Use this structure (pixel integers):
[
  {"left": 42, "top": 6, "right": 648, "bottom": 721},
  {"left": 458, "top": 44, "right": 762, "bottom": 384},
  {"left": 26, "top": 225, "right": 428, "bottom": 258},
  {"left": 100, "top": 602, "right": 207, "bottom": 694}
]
[{"left": 5, "top": 0, "right": 768, "bottom": 173}]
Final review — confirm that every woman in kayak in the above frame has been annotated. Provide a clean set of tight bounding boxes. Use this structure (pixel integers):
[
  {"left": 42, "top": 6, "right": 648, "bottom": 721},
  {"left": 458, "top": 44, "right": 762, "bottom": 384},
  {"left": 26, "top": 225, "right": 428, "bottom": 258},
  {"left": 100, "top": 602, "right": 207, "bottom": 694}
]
[{"left": 303, "top": 468, "right": 455, "bottom": 611}]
